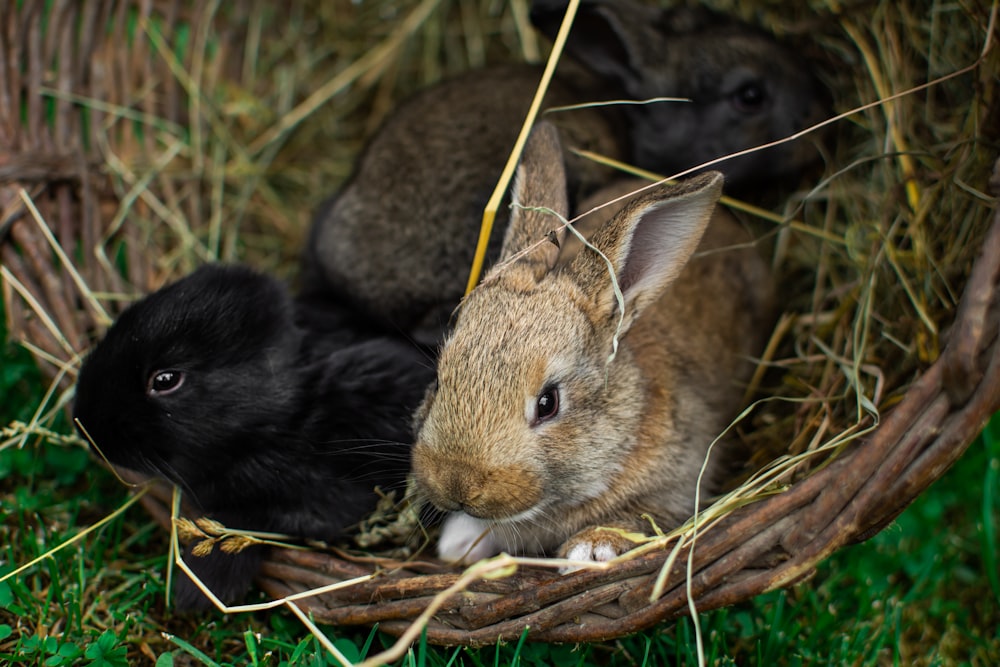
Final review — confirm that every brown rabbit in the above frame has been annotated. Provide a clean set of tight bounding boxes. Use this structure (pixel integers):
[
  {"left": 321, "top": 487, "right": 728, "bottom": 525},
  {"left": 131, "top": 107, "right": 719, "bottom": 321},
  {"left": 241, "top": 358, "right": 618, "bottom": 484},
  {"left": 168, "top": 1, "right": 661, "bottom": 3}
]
[
  {"left": 303, "top": 1, "right": 828, "bottom": 346},
  {"left": 411, "top": 122, "right": 774, "bottom": 565}
]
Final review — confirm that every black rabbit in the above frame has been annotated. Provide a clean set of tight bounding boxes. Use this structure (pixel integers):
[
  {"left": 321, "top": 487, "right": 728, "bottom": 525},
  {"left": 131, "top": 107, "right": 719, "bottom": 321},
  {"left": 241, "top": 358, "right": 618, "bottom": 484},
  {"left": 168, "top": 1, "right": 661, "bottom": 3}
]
[{"left": 73, "top": 264, "right": 434, "bottom": 609}]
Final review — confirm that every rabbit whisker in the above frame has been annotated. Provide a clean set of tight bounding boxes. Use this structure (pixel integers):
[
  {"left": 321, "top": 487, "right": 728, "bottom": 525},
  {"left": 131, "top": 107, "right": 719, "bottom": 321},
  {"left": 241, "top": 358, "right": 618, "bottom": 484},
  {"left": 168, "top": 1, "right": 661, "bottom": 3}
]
[
  {"left": 344, "top": 470, "right": 410, "bottom": 486},
  {"left": 312, "top": 438, "right": 409, "bottom": 450}
]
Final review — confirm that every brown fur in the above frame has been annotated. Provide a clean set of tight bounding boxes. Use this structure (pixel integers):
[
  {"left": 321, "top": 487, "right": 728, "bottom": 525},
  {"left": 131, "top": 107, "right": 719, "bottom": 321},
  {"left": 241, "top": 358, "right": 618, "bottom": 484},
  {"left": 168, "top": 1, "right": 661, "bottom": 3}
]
[{"left": 412, "top": 123, "right": 774, "bottom": 562}]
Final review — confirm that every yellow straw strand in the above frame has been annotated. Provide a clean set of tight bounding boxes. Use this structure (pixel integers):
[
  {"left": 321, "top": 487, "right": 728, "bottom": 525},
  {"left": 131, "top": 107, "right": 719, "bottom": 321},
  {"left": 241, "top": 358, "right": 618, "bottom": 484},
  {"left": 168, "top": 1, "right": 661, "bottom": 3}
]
[{"left": 463, "top": 0, "right": 580, "bottom": 295}]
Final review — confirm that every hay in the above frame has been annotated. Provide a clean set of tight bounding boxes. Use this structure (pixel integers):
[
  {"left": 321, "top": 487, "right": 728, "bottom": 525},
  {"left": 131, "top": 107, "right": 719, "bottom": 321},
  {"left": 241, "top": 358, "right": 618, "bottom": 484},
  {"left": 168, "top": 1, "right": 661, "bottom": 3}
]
[{"left": 1, "top": 0, "right": 999, "bottom": 659}]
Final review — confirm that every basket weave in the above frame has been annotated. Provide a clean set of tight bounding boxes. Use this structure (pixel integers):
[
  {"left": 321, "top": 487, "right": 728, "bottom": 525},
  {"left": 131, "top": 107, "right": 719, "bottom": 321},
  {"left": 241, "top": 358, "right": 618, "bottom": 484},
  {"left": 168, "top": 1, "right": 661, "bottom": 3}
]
[{"left": 2, "top": 0, "right": 998, "bottom": 649}]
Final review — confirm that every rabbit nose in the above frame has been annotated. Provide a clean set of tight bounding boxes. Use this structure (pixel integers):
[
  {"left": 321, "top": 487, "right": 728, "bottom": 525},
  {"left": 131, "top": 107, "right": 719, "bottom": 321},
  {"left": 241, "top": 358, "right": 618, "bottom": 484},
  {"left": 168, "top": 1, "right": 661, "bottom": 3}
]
[
  {"left": 437, "top": 471, "right": 488, "bottom": 512},
  {"left": 414, "top": 451, "right": 542, "bottom": 518},
  {"left": 413, "top": 450, "right": 485, "bottom": 510},
  {"left": 447, "top": 467, "right": 542, "bottom": 519},
  {"left": 429, "top": 476, "right": 484, "bottom": 512}
]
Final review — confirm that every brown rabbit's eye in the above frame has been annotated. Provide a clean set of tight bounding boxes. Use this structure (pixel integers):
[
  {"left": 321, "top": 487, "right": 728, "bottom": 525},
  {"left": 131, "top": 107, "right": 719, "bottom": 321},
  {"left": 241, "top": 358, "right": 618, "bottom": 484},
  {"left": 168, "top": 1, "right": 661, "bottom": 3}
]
[
  {"left": 148, "top": 370, "right": 185, "bottom": 396},
  {"left": 534, "top": 386, "right": 560, "bottom": 424},
  {"left": 732, "top": 82, "right": 766, "bottom": 113}
]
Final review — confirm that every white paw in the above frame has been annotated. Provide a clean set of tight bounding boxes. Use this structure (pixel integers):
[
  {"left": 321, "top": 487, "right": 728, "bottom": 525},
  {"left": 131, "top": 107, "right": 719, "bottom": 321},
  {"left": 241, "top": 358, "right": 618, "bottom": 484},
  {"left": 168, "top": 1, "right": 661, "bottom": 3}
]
[
  {"left": 437, "top": 512, "right": 500, "bottom": 563},
  {"left": 559, "top": 534, "right": 627, "bottom": 574}
]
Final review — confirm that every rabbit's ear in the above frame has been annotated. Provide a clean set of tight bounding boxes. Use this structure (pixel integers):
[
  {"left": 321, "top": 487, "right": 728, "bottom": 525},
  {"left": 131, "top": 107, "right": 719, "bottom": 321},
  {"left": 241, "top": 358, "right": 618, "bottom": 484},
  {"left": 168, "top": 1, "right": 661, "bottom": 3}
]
[
  {"left": 531, "top": 0, "right": 656, "bottom": 91},
  {"left": 496, "top": 122, "right": 569, "bottom": 279},
  {"left": 571, "top": 172, "right": 724, "bottom": 326}
]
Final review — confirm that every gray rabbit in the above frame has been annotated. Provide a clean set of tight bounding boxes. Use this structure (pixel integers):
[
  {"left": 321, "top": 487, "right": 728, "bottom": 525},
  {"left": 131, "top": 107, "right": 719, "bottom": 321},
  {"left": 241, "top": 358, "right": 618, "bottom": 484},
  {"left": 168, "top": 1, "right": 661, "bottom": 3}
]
[
  {"left": 303, "top": 1, "right": 829, "bottom": 344},
  {"left": 531, "top": 0, "right": 831, "bottom": 187}
]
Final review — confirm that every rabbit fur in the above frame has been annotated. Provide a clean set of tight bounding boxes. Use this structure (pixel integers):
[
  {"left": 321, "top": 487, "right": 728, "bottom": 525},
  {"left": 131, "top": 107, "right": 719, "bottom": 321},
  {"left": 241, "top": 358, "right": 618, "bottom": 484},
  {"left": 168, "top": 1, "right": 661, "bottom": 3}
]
[
  {"left": 301, "top": 64, "right": 623, "bottom": 346},
  {"left": 411, "top": 122, "right": 774, "bottom": 566},
  {"left": 530, "top": 0, "right": 832, "bottom": 188},
  {"left": 73, "top": 264, "right": 434, "bottom": 608},
  {"left": 303, "top": 0, "right": 827, "bottom": 346}
]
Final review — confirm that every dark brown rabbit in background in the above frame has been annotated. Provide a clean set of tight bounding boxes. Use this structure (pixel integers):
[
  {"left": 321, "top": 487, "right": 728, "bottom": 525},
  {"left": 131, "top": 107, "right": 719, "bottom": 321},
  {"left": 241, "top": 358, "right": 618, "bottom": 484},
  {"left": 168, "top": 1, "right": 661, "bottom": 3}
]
[
  {"left": 301, "top": 64, "right": 623, "bottom": 346},
  {"left": 303, "top": 0, "right": 828, "bottom": 345},
  {"left": 411, "top": 122, "right": 775, "bottom": 565}
]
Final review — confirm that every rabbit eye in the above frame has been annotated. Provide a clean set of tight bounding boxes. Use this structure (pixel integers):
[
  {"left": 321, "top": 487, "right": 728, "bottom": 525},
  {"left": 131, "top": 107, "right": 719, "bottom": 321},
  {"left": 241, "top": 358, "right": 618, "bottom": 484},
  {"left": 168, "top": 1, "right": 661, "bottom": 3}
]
[
  {"left": 148, "top": 370, "right": 185, "bottom": 396},
  {"left": 534, "top": 386, "right": 560, "bottom": 425},
  {"left": 732, "top": 82, "right": 767, "bottom": 113}
]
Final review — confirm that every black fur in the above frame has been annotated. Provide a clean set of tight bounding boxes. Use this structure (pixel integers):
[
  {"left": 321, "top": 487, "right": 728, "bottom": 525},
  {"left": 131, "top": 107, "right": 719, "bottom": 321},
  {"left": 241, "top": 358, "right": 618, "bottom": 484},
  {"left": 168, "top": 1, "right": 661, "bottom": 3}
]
[
  {"left": 530, "top": 0, "right": 833, "bottom": 190},
  {"left": 73, "top": 264, "right": 435, "bottom": 609}
]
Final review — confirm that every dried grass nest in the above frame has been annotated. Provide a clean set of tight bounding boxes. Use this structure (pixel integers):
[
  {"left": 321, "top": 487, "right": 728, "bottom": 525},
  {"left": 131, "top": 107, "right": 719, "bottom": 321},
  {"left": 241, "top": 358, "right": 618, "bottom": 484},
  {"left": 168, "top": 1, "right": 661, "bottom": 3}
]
[{"left": 2, "top": 0, "right": 999, "bottom": 653}]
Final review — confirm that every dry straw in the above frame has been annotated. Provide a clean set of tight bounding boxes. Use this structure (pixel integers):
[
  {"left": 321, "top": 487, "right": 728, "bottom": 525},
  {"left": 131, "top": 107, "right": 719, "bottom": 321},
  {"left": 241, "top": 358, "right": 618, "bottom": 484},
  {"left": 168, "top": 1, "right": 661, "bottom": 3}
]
[{"left": 2, "top": 0, "right": 999, "bottom": 663}]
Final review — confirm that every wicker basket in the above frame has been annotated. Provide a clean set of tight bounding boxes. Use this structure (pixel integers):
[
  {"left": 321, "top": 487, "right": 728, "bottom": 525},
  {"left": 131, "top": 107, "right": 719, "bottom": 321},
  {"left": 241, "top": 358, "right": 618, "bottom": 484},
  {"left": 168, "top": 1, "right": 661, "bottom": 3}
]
[{"left": 2, "top": 0, "right": 998, "bottom": 649}]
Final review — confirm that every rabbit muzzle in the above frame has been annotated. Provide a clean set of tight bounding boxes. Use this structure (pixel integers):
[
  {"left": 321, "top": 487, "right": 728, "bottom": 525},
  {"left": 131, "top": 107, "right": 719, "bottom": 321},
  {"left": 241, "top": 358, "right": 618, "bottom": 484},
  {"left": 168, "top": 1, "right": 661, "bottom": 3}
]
[{"left": 413, "top": 449, "right": 543, "bottom": 520}]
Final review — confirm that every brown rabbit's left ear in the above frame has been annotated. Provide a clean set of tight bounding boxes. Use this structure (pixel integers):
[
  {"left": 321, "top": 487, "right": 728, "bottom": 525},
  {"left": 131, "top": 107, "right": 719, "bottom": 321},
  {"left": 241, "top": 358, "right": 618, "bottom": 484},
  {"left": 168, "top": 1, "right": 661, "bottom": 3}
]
[
  {"left": 496, "top": 122, "right": 569, "bottom": 280},
  {"left": 572, "top": 171, "right": 724, "bottom": 324}
]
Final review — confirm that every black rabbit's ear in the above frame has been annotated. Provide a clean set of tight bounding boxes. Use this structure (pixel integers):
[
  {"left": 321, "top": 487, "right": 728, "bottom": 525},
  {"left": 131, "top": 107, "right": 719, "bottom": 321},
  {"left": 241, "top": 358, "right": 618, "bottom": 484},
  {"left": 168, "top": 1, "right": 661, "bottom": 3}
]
[
  {"left": 655, "top": 5, "right": 732, "bottom": 35},
  {"left": 530, "top": 0, "right": 657, "bottom": 89}
]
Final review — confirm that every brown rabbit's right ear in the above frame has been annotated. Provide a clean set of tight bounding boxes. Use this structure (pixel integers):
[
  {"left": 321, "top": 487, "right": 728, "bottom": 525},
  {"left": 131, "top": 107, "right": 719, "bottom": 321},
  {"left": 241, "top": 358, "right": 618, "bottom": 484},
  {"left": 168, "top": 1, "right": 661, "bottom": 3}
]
[
  {"left": 571, "top": 171, "right": 724, "bottom": 329},
  {"left": 495, "top": 122, "right": 570, "bottom": 281}
]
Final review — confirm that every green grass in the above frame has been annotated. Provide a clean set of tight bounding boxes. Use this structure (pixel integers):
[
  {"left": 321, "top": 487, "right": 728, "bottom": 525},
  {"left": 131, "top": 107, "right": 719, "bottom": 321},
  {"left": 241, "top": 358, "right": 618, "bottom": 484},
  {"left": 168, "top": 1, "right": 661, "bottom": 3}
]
[{"left": 2, "top": 310, "right": 998, "bottom": 665}]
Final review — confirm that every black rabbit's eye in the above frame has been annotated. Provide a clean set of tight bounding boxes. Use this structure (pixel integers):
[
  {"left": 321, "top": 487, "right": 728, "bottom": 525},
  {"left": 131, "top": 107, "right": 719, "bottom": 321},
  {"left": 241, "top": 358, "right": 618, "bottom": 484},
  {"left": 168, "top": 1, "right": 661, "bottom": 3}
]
[
  {"left": 534, "top": 386, "right": 560, "bottom": 425},
  {"left": 732, "top": 82, "right": 767, "bottom": 113},
  {"left": 147, "top": 370, "right": 185, "bottom": 396}
]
